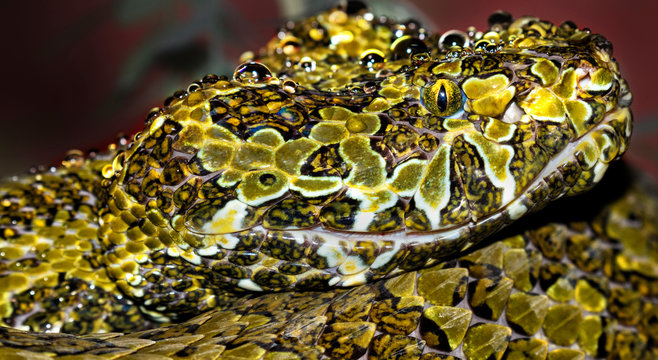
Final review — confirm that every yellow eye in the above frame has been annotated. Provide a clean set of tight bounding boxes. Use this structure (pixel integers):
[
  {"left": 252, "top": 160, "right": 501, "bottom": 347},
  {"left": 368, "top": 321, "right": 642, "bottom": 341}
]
[{"left": 421, "top": 79, "right": 463, "bottom": 117}]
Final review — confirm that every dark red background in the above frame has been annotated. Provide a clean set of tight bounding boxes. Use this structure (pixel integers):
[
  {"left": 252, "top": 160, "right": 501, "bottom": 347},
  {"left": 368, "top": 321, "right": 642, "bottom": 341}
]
[{"left": 1, "top": 0, "right": 656, "bottom": 183}]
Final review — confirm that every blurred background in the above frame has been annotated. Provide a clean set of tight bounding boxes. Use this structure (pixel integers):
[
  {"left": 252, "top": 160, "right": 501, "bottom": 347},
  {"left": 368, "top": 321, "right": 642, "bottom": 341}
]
[{"left": 0, "top": 0, "right": 656, "bottom": 184}]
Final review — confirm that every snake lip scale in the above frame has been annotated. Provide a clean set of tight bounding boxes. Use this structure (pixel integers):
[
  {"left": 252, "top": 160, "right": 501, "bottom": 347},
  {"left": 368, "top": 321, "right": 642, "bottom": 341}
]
[{"left": 1, "top": 2, "right": 656, "bottom": 359}]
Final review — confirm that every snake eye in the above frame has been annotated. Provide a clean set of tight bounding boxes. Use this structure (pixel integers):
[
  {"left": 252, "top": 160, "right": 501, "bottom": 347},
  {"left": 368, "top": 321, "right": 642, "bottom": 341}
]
[{"left": 421, "top": 79, "right": 463, "bottom": 117}]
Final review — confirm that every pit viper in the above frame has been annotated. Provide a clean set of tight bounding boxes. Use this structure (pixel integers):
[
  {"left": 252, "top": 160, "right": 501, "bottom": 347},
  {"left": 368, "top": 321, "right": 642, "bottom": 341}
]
[{"left": 1, "top": 3, "right": 656, "bottom": 359}]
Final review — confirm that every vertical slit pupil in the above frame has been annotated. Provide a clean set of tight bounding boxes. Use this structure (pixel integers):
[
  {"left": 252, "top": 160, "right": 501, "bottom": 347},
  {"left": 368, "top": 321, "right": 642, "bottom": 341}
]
[{"left": 437, "top": 84, "right": 448, "bottom": 113}]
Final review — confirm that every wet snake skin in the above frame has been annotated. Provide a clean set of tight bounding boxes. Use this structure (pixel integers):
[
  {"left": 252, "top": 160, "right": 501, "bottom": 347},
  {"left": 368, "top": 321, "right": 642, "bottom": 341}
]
[{"left": 1, "top": 3, "right": 656, "bottom": 359}]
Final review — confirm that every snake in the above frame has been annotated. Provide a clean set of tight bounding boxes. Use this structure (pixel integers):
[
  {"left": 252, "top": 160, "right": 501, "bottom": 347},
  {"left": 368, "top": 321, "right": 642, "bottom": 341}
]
[{"left": 1, "top": 2, "right": 656, "bottom": 359}]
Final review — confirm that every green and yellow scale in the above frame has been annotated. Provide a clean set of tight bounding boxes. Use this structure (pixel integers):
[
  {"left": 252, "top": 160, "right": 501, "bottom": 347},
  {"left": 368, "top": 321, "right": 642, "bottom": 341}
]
[{"left": 0, "top": 3, "right": 656, "bottom": 359}]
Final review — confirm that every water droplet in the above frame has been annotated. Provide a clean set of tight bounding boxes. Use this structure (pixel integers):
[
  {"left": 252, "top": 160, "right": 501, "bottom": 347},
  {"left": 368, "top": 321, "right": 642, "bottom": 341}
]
[
  {"left": 376, "top": 69, "right": 393, "bottom": 78},
  {"left": 308, "top": 25, "right": 327, "bottom": 42},
  {"left": 279, "top": 36, "right": 301, "bottom": 55},
  {"left": 488, "top": 11, "right": 513, "bottom": 27},
  {"left": 187, "top": 82, "right": 201, "bottom": 93},
  {"left": 363, "top": 81, "right": 377, "bottom": 94},
  {"left": 282, "top": 79, "right": 298, "bottom": 93},
  {"left": 163, "top": 96, "right": 175, "bottom": 107},
  {"left": 446, "top": 47, "right": 463, "bottom": 59},
  {"left": 559, "top": 20, "right": 578, "bottom": 32},
  {"left": 439, "top": 30, "right": 468, "bottom": 51},
  {"left": 298, "top": 57, "right": 316, "bottom": 72},
  {"left": 117, "top": 134, "right": 129, "bottom": 146},
  {"left": 486, "top": 43, "right": 499, "bottom": 53},
  {"left": 202, "top": 74, "right": 219, "bottom": 84},
  {"left": 145, "top": 107, "right": 161, "bottom": 124},
  {"left": 474, "top": 39, "right": 490, "bottom": 53},
  {"left": 331, "top": 30, "right": 354, "bottom": 45},
  {"left": 359, "top": 49, "right": 385, "bottom": 69},
  {"left": 391, "top": 36, "right": 429, "bottom": 60},
  {"left": 328, "top": 9, "right": 348, "bottom": 24},
  {"left": 101, "top": 164, "right": 114, "bottom": 179},
  {"left": 344, "top": 0, "right": 368, "bottom": 15},
  {"left": 233, "top": 62, "right": 273, "bottom": 84},
  {"left": 239, "top": 51, "right": 255, "bottom": 63},
  {"left": 62, "top": 150, "right": 84, "bottom": 168},
  {"left": 411, "top": 52, "right": 430, "bottom": 66}
]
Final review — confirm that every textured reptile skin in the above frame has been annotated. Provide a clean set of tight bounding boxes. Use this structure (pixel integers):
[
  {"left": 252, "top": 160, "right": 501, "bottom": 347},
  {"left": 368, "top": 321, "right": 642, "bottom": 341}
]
[{"left": 1, "top": 3, "right": 656, "bottom": 359}]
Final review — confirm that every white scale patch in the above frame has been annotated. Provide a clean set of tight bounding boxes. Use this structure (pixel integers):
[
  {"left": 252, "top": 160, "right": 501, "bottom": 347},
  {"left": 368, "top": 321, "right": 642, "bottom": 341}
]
[
  {"left": 316, "top": 236, "right": 348, "bottom": 268},
  {"left": 181, "top": 251, "right": 202, "bottom": 266},
  {"left": 370, "top": 240, "right": 401, "bottom": 269},
  {"left": 281, "top": 230, "right": 308, "bottom": 245},
  {"left": 351, "top": 212, "right": 375, "bottom": 232},
  {"left": 201, "top": 199, "right": 250, "bottom": 235},
  {"left": 237, "top": 278, "right": 263, "bottom": 292},
  {"left": 328, "top": 276, "right": 341, "bottom": 286},
  {"left": 338, "top": 255, "right": 369, "bottom": 275},
  {"left": 340, "top": 272, "right": 368, "bottom": 287},
  {"left": 132, "top": 288, "right": 144, "bottom": 298},
  {"left": 197, "top": 245, "right": 220, "bottom": 257},
  {"left": 128, "top": 274, "right": 143, "bottom": 287},
  {"left": 346, "top": 187, "right": 398, "bottom": 231},
  {"left": 214, "top": 234, "right": 241, "bottom": 250},
  {"left": 592, "top": 161, "right": 608, "bottom": 184},
  {"left": 166, "top": 247, "right": 181, "bottom": 258},
  {"left": 507, "top": 196, "right": 528, "bottom": 220},
  {"left": 135, "top": 254, "right": 149, "bottom": 264}
]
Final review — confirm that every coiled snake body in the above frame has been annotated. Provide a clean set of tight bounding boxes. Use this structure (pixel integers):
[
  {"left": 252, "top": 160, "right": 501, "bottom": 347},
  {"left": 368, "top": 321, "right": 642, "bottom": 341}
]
[{"left": 1, "top": 4, "right": 656, "bottom": 359}]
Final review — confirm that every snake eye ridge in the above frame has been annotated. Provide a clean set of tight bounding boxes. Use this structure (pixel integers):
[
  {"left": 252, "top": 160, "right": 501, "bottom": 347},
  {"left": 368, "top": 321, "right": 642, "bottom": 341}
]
[{"left": 421, "top": 79, "right": 463, "bottom": 117}]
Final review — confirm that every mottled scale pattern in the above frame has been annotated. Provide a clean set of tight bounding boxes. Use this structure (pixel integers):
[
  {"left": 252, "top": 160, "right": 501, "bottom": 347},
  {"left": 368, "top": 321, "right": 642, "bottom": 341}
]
[
  {"left": 0, "top": 2, "right": 655, "bottom": 359},
  {"left": 2, "top": 173, "right": 656, "bottom": 359}
]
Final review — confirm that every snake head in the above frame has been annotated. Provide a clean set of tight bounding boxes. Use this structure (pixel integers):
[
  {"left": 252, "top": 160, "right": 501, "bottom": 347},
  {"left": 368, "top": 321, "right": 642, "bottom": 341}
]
[{"left": 99, "top": 8, "right": 632, "bottom": 307}]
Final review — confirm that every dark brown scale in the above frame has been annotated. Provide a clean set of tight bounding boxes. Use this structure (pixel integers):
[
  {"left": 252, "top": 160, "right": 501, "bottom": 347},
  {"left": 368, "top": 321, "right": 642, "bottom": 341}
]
[
  {"left": 197, "top": 175, "right": 233, "bottom": 200},
  {"left": 278, "top": 262, "right": 310, "bottom": 275},
  {"left": 228, "top": 251, "right": 263, "bottom": 266},
  {"left": 417, "top": 133, "right": 439, "bottom": 153},
  {"left": 263, "top": 199, "right": 319, "bottom": 230},
  {"left": 159, "top": 157, "right": 189, "bottom": 186},
  {"left": 173, "top": 177, "right": 202, "bottom": 212},
  {"left": 367, "top": 202, "right": 405, "bottom": 232},
  {"left": 253, "top": 269, "right": 294, "bottom": 289}
]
